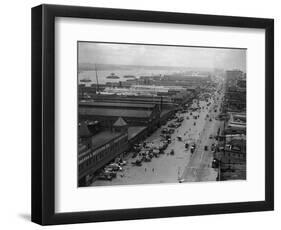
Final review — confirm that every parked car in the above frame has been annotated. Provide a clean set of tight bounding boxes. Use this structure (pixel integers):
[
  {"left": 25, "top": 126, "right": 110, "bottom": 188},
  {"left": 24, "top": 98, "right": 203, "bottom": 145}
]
[
  {"left": 165, "top": 134, "right": 171, "bottom": 140},
  {"left": 106, "top": 163, "right": 122, "bottom": 171},
  {"left": 174, "top": 123, "right": 181, "bottom": 128},
  {"left": 98, "top": 173, "right": 113, "bottom": 181},
  {"left": 168, "top": 123, "right": 176, "bottom": 128},
  {"left": 118, "top": 160, "right": 127, "bottom": 166},
  {"left": 103, "top": 170, "right": 117, "bottom": 178},
  {"left": 178, "top": 178, "right": 185, "bottom": 183},
  {"left": 168, "top": 128, "right": 175, "bottom": 134},
  {"left": 153, "top": 149, "right": 160, "bottom": 157},
  {"left": 212, "top": 158, "right": 219, "bottom": 168},
  {"left": 161, "top": 128, "right": 168, "bottom": 134},
  {"left": 161, "top": 142, "right": 168, "bottom": 150},
  {"left": 144, "top": 155, "right": 151, "bottom": 162},
  {"left": 177, "top": 136, "right": 182, "bottom": 141},
  {"left": 190, "top": 144, "right": 196, "bottom": 154},
  {"left": 132, "top": 158, "right": 142, "bottom": 166},
  {"left": 177, "top": 117, "right": 184, "bottom": 122}
]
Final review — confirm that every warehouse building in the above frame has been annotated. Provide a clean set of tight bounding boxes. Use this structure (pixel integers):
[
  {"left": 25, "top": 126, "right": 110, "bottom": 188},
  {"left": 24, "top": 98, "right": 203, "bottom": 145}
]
[
  {"left": 79, "top": 101, "right": 160, "bottom": 133},
  {"left": 78, "top": 118, "right": 129, "bottom": 186},
  {"left": 78, "top": 117, "right": 149, "bottom": 186},
  {"left": 90, "top": 94, "right": 175, "bottom": 109},
  {"left": 224, "top": 113, "right": 246, "bottom": 135},
  {"left": 79, "top": 107, "right": 159, "bottom": 133}
]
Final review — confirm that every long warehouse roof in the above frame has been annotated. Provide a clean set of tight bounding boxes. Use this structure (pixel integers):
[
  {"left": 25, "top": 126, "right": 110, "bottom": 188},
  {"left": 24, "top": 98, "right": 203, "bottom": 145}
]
[
  {"left": 79, "top": 101, "right": 156, "bottom": 109},
  {"left": 79, "top": 107, "right": 152, "bottom": 118}
]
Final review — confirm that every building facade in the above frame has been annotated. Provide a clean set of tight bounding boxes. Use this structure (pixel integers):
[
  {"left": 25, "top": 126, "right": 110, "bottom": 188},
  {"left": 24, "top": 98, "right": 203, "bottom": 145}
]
[{"left": 78, "top": 129, "right": 129, "bottom": 186}]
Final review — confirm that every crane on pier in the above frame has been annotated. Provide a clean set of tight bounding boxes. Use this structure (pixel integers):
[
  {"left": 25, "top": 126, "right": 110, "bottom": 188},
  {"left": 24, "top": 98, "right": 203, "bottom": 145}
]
[{"left": 94, "top": 64, "right": 100, "bottom": 94}]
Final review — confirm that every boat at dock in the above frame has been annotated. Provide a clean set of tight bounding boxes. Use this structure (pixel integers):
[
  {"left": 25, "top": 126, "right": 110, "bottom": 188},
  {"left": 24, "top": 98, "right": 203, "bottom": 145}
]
[
  {"left": 123, "top": 75, "right": 136, "bottom": 79},
  {"left": 80, "top": 78, "right": 91, "bottom": 83},
  {"left": 106, "top": 73, "right": 120, "bottom": 79}
]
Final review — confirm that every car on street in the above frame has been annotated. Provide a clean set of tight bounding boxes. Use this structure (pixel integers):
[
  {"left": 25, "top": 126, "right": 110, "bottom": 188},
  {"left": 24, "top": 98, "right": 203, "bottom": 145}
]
[
  {"left": 98, "top": 173, "right": 113, "bottom": 181},
  {"left": 168, "top": 128, "right": 175, "bottom": 134},
  {"left": 190, "top": 144, "right": 196, "bottom": 154},
  {"left": 212, "top": 158, "right": 219, "bottom": 168},
  {"left": 177, "top": 117, "right": 184, "bottom": 122},
  {"left": 143, "top": 155, "right": 152, "bottom": 162},
  {"left": 178, "top": 178, "right": 185, "bottom": 183},
  {"left": 102, "top": 170, "right": 117, "bottom": 178},
  {"left": 132, "top": 158, "right": 142, "bottom": 166},
  {"left": 118, "top": 160, "right": 127, "bottom": 166},
  {"left": 106, "top": 163, "right": 123, "bottom": 171},
  {"left": 161, "top": 141, "right": 169, "bottom": 150},
  {"left": 161, "top": 128, "right": 168, "bottom": 133}
]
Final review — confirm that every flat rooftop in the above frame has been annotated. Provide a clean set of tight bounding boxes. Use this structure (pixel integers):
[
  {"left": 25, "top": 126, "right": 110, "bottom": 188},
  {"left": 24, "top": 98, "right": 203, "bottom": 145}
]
[
  {"left": 80, "top": 101, "right": 156, "bottom": 109},
  {"left": 160, "top": 109, "right": 173, "bottom": 117},
  {"left": 92, "top": 94, "right": 172, "bottom": 101},
  {"left": 90, "top": 130, "right": 125, "bottom": 152},
  {"left": 227, "top": 123, "right": 246, "bottom": 129},
  {"left": 92, "top": 99, "right": 174, "bottom": 106},
  {"left": 79, "top": 107, "right": 152, "bottom": 118},
  {"left": 128, "top": 126, "right": 147, "bottom": 140}
]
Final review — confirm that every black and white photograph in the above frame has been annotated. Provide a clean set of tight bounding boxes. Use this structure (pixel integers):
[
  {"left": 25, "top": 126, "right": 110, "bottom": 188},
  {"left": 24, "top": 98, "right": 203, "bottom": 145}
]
[{"left": 77, "top": 42, "right": 247, "bottom": 187}]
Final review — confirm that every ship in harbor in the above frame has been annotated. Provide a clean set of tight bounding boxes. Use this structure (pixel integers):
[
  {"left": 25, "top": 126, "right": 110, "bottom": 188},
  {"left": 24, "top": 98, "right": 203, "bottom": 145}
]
[
  {"left": 106, "top": 73, "right": 120, "bottom": 79},
  {"left": 123, "top": 75, "right": 136, "bottom": 79},
  {"left": 80, "top": 78, "right": 91, "bottom": 83}
]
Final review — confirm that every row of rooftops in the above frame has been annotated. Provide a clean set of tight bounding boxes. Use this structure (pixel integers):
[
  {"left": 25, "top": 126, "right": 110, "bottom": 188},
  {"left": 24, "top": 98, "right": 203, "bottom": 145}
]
[
  {"left": 228, "top": 113, "right": 246, "bottom": 127},
  {"left": 79, "top": 117, "right": 147, "bottom": 156},
  {"left": 225, "top": 139, "right": 246, "bottom": 154},
  {"left": 89, "top": 97, "right": 174, "bottom": 106},
  {"left": 79, "top": 97, "right": 174, "bottom": 119},
  {"left": 79, "top": 101, "right": 157, "bottom": 109},
  {"left": 79, "top": 107, "right": 153, "bottom": 118},
  {"left": 79, "top": 117, "right": 129, "bottom": 153}
]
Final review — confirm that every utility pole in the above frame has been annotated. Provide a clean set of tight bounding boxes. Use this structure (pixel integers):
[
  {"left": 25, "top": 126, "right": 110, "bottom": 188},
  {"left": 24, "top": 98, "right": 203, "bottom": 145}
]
[
  {"left": 160, "top": 96, "right": 163, "bottom": 112},
  {"left": 95, "top": 64, "right": 99, "bottom": 94}
]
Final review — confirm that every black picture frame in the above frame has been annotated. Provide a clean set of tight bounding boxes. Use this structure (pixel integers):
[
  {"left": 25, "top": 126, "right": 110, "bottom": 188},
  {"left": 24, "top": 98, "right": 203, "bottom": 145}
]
[{"left": 31, "top": 4, "right": 274, "bottom": 225}]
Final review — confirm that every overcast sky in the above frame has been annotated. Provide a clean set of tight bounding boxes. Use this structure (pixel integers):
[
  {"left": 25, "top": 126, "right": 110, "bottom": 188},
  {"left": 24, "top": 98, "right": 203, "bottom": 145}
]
[{"left": 78, "top": 42, "right": 246, "bottom": 71}]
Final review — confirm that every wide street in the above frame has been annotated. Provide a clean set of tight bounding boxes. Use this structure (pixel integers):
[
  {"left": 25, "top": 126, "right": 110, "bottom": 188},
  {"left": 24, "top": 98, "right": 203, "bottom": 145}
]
[
  {"left": 92, "top": 84, "right": 224, "bottom": 186},
  {"left": 181, "top": 89, "right": 224, "bottom": 182}
]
